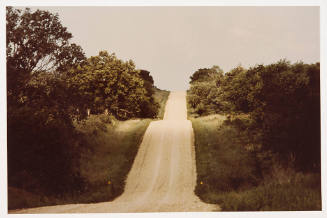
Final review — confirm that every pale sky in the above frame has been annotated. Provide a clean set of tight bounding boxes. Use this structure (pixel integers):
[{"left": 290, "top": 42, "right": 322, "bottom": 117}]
[{"left": 30, "top": 6, "right": 319, "bottom": 91}]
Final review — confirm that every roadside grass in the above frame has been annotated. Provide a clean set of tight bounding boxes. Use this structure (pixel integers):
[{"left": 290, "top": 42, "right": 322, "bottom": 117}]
[
  {"left": 206, "top": 173, "right": 321, "bottom": 211},
  {"left": 8, "top": 117, "right": 151, "bottom": 209},
  {"left": 75, "top": 116, "right": 152, "bottom": 203},
  {"left": 186, "top": 90, "right": 197, "bottom": 119},
  {"left": 191, "top": 114, "right": 321, "bottom": 211},
  {"left": 153, "top": 87, "right": 170, "bottom": 119}
]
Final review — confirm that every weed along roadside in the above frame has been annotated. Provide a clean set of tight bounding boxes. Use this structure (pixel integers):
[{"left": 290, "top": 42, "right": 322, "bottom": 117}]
[
  {"left": 191, "top": 115, "right": 321, "bottom": 211},
  {"left": 8, "top": 117, "right": 153, "bottom": 210},
  {"left": 75, "top": 117, "right": 152, "bottom": 204}
]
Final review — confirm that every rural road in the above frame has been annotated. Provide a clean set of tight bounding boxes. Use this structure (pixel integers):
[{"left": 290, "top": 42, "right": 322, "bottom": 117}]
[{"left": 11, "top": 91, "right": 219, "bottom": 213}]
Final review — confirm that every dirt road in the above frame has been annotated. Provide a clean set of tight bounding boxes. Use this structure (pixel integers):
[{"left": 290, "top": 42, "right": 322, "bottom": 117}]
[{"left": 11, "top": 91, "right": 219, "bottom": 213}]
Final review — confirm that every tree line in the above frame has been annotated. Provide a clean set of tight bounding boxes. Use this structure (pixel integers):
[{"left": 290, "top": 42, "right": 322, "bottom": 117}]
[
  {"left": 7, "top": 7, "right": 160, "bottom": 195},
  {"left": 188, "top": 60, "right": 320, "bottom": 172}
]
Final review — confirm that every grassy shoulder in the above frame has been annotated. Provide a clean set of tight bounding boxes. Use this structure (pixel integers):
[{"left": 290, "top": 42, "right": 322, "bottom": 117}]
[
  {"left": 191, "top": 114, "right": 321, "bottom": 211},
  {"left": 153, "top": 87, "right": 170, "bottom": 119},
  {"left": 8, "top": 117, "right": 151, "bottom": 210},
  {"left": 74, "top": 116, "right": 152, "bottom": 203}
]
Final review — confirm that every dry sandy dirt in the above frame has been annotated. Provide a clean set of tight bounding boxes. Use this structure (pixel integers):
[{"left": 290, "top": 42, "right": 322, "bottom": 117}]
[{"left": 10, "top": 91, "right": 219, "bottom": 213}]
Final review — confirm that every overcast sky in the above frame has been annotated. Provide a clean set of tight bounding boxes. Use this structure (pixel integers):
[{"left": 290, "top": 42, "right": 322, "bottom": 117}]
[{"left": 30, "top": 6, "right": 319, "bottom": 90}]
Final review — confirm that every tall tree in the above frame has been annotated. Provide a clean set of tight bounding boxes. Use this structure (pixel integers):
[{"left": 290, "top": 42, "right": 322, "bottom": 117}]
[
  {"left": 68, "top": 51, "right": 158, "bottom": 119},
  {"left": 7, "top": 7, "right": 86, "bottom": 194},
  {"left": 6, "top": 7, "right": 85, "bottom": 101}
]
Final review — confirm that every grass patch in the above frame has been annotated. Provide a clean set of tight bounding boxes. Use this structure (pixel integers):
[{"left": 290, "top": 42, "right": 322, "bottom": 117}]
[
  {"left": 153, "top": 87, "right": 169, "bottom": 119},
  {"left": 191, "top": 114, "right": 321, "bottom": 211},
  {"left": 192, "top": 115, "right": 259, "bottom": 194},
  {"left": 186, "top": 90, "right": 197, "bottom": 119},
  {"left": 75, "top": 116, "right": 152, "bottom": 203},
  {"left": 8, "top": 117, "right": 151, "bottom": 210},
  {"left": 208, "top": 174, "right": 321, "bottom": 211}
]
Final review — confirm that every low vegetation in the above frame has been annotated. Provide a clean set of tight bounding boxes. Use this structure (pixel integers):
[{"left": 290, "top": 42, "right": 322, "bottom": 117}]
[
  {"left": 153, "top": 88, "right": 170, "bottom": 119},
  {"left": 192, "top": 115, "right": 321, "bottom": 211},
  {"left": 8, "top": 116, "right": 151, "bottom": 209},
  {"left": 73, "top": 116, "right": 152, "bottom": 203}
]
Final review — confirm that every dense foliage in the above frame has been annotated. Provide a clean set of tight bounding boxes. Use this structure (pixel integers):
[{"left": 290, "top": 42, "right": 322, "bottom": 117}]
[
  {"left": 187, "top": 66, "right": 225, "bottom": 115},
  {"left": 67, "top": 52, "right": 159, "bottom": 119},
  {"left": 6, "top": 7, "right": 85, "bottom": 104},
  {"left": 188, "top": 60, "right": 320, "bottom": 171},
  {"left": 7, "top": 7, "right": 160, "bottom": 198},
  {"left": 192, "top": 115, "right": 321, "bottom": 210},
  {"left": 7, "top": 7, "right": 87, "bottom": 195}
]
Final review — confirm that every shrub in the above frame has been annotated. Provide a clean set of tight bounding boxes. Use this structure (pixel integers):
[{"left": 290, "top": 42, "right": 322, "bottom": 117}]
[
  {"left": 7, "top": 106, "right": 84, "bottom": 196},
  {"left": 193, "top": 116, "right": 260, "bottom": 197},
  {"left": 188, "top": 60, "right": 320, "bottom": 171},
  {"left": 192, "top": 115, "right": 321, "bottom": 211},
  {"left": 212, "top": 174, "right": 321, "bottom": 211}
]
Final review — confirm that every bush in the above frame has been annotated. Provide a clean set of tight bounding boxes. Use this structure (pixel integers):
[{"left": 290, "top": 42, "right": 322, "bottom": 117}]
[
  {"left": 7, "top": 106, "right": 84, "bottom": 196},
  {"left": 8, "top": 115, "right": 152, "bottom": 209},
  {"left": 153, "top": 88, "right": 170, "bottom": 119},
  {"left": 192, "top": 116, "right": 260, "bottom": 197},
  {"left": 139, "top": 99, "right": 159, "bottom": 118},
  {"left": 75, "top": 118, "right": 152, "bottom": 203},
  {"left": 188, "top": 66, "right": 225, "bottom": 116},
  {"left": 191, "top": 115, "right": 321, "bottom": 211},
  {"left": 188, "top": 60, "right": 320, "bottom": 171},
  {"left": 211, "top": 174, "right": 321, "bottom": 211}
]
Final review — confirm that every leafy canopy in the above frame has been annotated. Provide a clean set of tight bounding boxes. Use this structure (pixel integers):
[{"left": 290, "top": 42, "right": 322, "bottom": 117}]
[
  {"left": 68, "top": 51, "right": 159, "bottom": 119},
  {"left": 6, "top": 7, "right": 85, "bottom": 97}
]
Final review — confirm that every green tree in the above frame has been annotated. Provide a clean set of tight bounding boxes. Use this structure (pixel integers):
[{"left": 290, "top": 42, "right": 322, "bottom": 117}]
[
  {"left": 189, "top": 65, "right": 223, "bottom": 84},
  {"left": 68, "top": 51, "right": 158, "bottom": 119},
  {"left": 6, "top": 7, "right": 85, "bottom": 102},
  {"left": 220, "top": 66, "right": 257, "bottom": 113},
  {"left": 188, "top": 60, "right": 320, "bottom": 171},
  {"left": 7, "top": 7, "right": 86, "bottom": 195},
  {"left": 249, "top": 61, "right": 320, "bottom": 170},
  {"left": 188, "top": 66, "right": 225, "bottom": 115},
  {"left": 138, "top": 70, "right": 159, "bottom": 118}
]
